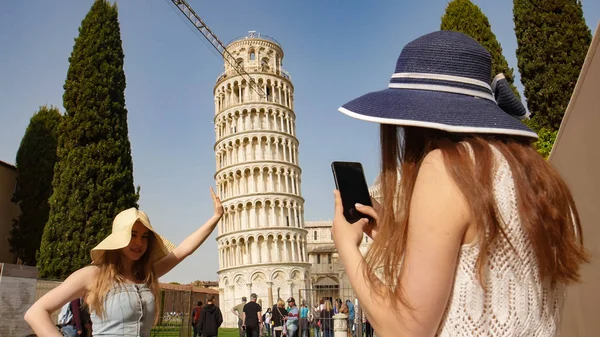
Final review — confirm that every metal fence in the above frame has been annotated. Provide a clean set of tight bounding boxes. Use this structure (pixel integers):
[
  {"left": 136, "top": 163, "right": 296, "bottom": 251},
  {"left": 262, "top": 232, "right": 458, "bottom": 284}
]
[{"left": 290, "top": 287, "right": 375, "bottom": 337}]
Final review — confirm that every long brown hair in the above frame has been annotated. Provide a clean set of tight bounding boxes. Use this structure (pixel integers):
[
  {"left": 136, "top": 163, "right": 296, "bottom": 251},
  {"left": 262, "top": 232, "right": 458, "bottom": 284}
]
[
  {"left": 86, "top": 231, "right": 160, "bottom": 321},
  {"left": 367, "top": 125, "right": 588, "bottom": 307}
]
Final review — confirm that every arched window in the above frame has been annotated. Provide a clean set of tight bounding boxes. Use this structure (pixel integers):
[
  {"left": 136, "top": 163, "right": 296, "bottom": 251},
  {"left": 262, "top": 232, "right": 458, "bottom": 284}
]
[
  {"left": 313, "top": 231, "right": 317, "bottom": 240},
  {"left": 249, "top": 50, "right": 256, "bottom": 61}
]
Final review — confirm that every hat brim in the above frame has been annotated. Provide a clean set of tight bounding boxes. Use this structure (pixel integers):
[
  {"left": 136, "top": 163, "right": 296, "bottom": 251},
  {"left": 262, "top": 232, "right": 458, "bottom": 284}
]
[
  {"left": 90, "top": 218, "right": 176, "bottom": 265},
  {"left": 339, "top": 88, "right": 538, "bottom": 139}
]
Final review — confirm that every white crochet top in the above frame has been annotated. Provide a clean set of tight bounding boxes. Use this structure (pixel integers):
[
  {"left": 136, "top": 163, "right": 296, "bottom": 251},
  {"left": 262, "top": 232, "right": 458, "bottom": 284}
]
[{"left": 435, "top": 147, "right": 565, "bottom": 336}]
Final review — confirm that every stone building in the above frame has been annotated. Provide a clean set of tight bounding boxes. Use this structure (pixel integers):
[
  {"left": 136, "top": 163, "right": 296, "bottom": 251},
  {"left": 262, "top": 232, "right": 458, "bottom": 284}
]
[
  {"left": 303, "top": 180, "right": 380, "bottom": 304},
  {"left": 213, "top": 31, "right": 310, "bottom": 327},
  {"left": 0, "top": 160, "right": 18, "bottom": 264}
]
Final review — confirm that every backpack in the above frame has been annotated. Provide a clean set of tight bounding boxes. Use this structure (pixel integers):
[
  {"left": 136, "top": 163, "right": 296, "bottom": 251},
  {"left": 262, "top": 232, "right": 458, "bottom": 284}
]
[{"left": 57, "top": 302, "right": 73, "bottom": 326}]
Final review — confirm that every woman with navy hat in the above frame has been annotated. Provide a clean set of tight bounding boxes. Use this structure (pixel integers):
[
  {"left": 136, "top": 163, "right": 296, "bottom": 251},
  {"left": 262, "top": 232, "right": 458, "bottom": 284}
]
[{"left": 330, "top": 30, "right": 588, "bottom": 337}]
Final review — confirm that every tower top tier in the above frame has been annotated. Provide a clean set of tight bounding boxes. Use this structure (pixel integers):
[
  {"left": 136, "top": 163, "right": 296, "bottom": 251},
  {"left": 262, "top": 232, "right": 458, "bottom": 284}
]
[
  {"left": 217, "top": 31, "right": 290, "bottom": 85},
  {"left": 227, "top": 31, "right": 283, "bottom": 51}
]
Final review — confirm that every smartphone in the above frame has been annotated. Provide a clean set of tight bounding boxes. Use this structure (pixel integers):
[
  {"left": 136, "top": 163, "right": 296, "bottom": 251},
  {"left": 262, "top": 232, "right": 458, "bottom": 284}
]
[{"left": 331, "top": 161, "right": 373, "bottom": 223}]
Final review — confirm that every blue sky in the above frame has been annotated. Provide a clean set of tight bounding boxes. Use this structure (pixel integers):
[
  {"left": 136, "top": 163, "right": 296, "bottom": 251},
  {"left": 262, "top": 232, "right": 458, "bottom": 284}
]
[{"left": 1, "top": 1, "right": 598, "bottom": 283}]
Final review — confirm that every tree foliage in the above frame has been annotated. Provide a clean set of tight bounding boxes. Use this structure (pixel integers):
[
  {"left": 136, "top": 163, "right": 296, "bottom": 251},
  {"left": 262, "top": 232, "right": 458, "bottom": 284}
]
[
  {"left": 37, "top": 0, "right": 139, "bottom": 279},
  {"left": 514, "top": 0, "right": 591, "bottom": 132},
  {"left": 9, "top": 106, "right": 61, "bottom": 266},
  {"left": 441, "top": 0, "right": 520, "bottom": 97}
]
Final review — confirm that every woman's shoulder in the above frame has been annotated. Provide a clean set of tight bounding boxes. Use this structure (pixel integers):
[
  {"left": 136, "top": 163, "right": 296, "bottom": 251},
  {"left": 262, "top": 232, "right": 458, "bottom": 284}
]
[{"left": 72, "top": 265, "right": 100, "bottom": 288}]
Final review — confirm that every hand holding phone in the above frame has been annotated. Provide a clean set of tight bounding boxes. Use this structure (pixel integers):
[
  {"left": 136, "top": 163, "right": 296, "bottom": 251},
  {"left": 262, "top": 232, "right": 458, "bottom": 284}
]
[{"left": 331, "top": 161, "right": 374, "bottom": 223}]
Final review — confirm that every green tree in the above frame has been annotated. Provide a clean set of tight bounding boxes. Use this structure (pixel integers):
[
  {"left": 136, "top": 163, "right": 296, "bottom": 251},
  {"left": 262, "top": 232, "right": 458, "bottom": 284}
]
[
  {"left": 9, "top": 106, "right": 61, "bottom": 266},
  {"left": 441, "top": 0, "right": 520, "bottom": 97},
  {"left": 37, "top": 0, "right": 139, "bottom": 279},
  {"left": 514, "top": 0, "right": 591, "bottom": 132}
]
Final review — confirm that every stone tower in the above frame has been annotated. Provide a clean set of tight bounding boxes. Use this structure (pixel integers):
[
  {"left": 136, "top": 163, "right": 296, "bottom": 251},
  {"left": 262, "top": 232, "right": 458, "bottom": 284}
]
[{"left": 213, "top": 31, "right": 310, "bottom": 327}]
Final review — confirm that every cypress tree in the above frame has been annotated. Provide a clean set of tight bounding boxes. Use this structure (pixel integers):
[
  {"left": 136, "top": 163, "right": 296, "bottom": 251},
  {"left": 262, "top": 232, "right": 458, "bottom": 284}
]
[
  {"left": 9, "top": 106, "right": 61, "bottom": 266},
  {"left": 37, "top": 0, "right": 139, "bottom": 279},
  {"left": 441, "top": 0, "right": 520, "bottom": 97},
  {"left": 514, "top": 0, "right": 591, "bottom": 132}
]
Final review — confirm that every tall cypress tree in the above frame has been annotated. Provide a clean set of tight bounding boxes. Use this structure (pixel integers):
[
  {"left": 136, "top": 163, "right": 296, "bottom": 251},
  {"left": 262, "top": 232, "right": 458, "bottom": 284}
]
[
  {"left": 37, "top": 0, "right": 139, "bottom": 279},
  {"left": 514, "top": 0, "right": 591, "bottom": 131},
  {"left": 441, "top": 0, "right": 520, "bottom": 97},
  {"left": 9, "top": 106, "right": 61, "bottom": 266}
]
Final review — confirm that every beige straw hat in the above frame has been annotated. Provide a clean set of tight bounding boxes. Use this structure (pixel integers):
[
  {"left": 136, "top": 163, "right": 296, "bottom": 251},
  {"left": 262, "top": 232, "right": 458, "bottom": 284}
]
[{"left": 90, "top": 207, "right": 176, "bottom": 264}]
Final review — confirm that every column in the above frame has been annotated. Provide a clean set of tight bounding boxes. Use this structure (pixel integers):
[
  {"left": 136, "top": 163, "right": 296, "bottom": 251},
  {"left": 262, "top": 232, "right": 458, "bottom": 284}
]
[
  {"left": 276, "top": 171, "right": 282, "bottom": 193},
  {"left": 293, "top": 204, "right": 299, "bottom": 227},
  {"left": 283, "top": 238, "right": 289, "bottom": 261},
  {"left": 246, "top": 241, "right": 251, "bottom": 264},
  {"left": 253, "top": 206, "right": 259, "bottom": 228},
  {"left": 267, "top": 282, "right": 274, "bottom": 308},
  {"left": 270, "top": 203, "right": 276, "bottom": 227},
  {"left": 279, "top": 203, "right": 286, "bottom": 226},
  {"left": 274, "top": 237, "right": 280, "bottom": 261},
  {"left": 290, "top": 172, "right": 296, "bottom": 194},
  {"left": 268, "top": 169, "right": 274, "bottom": 191},
  {"left": 291, "top": 237, "right": 297, "bottom": 262},
  {"left": 241, "top": 205, "right": 248, "bottom": 230},
  {"left": 271, "top": 83, "right": 275, "bottom": 103},
  {"left": 278, "top": 85, "right": 282, "bottom": 105}
]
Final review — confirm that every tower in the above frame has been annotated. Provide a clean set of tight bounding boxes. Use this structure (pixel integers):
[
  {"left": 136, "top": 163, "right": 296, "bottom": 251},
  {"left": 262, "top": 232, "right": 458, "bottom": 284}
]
[{"left": 213, "top": 31, "right": 310, "bottom": 327}]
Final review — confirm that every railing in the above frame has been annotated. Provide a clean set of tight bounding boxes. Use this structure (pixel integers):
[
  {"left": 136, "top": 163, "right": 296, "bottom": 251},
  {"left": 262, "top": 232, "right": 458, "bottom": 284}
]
[{"left": 227, "top": 31, "right": 283, "bottom": 48}]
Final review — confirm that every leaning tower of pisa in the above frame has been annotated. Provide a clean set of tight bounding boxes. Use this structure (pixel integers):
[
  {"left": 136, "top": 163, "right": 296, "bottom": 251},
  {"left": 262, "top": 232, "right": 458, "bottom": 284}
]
[{"left": 213, "top": 31, "right": 311, "bottom": 327}]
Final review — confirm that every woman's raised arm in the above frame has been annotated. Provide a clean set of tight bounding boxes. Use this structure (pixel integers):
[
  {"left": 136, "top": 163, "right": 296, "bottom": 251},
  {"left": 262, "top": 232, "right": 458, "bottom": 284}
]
[{"left": 154, "top": 187, "right": 224, "bottom": 278}]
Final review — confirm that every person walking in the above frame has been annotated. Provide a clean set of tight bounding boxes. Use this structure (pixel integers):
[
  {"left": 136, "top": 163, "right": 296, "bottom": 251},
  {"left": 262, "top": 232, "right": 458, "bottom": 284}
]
[
  {"left": 232, "top": 297, "right": 247, "bottom": 337},
  {"left": 242, "top": 293, "right": 262, "bottom": 337},
  {"left": 198, "top": 295, "right": 223, "bottom": 337}
]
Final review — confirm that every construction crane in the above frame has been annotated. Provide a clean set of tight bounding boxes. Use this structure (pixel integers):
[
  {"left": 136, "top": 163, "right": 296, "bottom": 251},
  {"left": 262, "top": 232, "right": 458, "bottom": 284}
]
[{"left": 168, "top": 0, "right": 266, "bottom": 99}]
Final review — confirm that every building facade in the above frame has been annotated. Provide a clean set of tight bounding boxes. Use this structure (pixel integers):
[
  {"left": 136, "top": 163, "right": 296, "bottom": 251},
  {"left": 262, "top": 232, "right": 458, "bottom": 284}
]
[
  {"left": 304, "top": 181, "right": 380, "bottom": 304},
  {"left": 213, "top": 32, "right": 311, "bottom": 327},
  {"left": 0, "top": 160, "right": 18, "bottom": 264}
]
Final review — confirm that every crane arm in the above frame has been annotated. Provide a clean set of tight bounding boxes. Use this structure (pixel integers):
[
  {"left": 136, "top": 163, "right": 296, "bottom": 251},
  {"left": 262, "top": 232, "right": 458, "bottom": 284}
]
[{"left": 170, "top": 0, "right": 266, "bottom": 98}]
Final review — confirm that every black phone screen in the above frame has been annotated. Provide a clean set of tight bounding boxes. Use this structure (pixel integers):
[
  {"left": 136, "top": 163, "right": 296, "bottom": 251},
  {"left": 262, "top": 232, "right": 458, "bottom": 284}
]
[{"left": 331, "top": 161, "right": 373, "bottom": 223}]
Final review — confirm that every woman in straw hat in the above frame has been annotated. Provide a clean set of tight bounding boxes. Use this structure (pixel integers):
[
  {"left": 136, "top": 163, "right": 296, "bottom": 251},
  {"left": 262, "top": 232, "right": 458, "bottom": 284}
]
[
  {"left": 330, "top": 31, "right": 588, "bottom": 337},
  {"left": 25, "top": 187, "right": 223, "bottom": 337}
]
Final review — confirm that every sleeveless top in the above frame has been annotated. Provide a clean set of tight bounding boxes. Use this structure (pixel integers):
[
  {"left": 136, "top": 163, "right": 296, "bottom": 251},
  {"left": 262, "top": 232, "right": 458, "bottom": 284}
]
[
  {"left": 436, "top": 146, "right": 565, "bottom": 336},
  {"left": 90, "top": 283, "right": 156, "bottom": 337}
]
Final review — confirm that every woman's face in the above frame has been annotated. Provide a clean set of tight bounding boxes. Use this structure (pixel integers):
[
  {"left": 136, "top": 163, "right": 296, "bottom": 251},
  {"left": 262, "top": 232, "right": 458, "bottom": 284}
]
[{"left": 121, "top": 222, "right": 149, "bottom": 262}]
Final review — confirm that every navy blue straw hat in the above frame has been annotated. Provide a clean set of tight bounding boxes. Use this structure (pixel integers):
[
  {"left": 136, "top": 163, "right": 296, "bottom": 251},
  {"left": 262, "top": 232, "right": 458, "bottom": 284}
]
[{"left": 338, "top": 31, "right": 538, "bottom": 139}]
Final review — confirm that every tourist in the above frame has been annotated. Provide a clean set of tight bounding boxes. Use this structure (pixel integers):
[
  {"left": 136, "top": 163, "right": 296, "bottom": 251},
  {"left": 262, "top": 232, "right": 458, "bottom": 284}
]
[
  {"left": 331, "top": 30, "right": 588, "bottom": 336},
  {"left": 299, "top": 300, "right": 309, "bottom": 337},
  {"left": 345, "top": 300, "right": 355, "bottom": 337},
  {"left": 285, "top": 297, "right": 299, "bottom": 337},
  {"left": 271, "top": 298, "right": 288, "bottom": 337},
  {"left": 24, "top": 187, "right": 224, "bottom": 337},
  {"left": 262, "top": 307, "right": 272, "bottom": 337},
  {"left": 58, "top": 298, "right": 84, "bottom": 337},
  {"left": 198, "top": 294, "right": 223, "bottom": 337},
  {"left": 232, "top": 296, "right": 247, "bottom": 337},
  {"left": 241, "top": 293, "right": 262, "bottom": 337},
  {"left": 311, "top": 304, "right": 321, "bottom": 337},
  {"left": 192, "top": 301, "right": 203, "bottom": 337},
  {"left": 319, "top": 300, "right": 334, "bottom": 337}
]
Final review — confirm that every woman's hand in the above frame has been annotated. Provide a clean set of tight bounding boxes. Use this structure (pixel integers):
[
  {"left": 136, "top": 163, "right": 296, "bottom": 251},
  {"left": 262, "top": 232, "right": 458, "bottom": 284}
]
[
  {"left": 210, "top": 187, "right": 224, "bottom": 218},
  {"left": 355, "top": 197, "right": 381, "bottom": 240},
  {"left": 331, "top": 190, "right": 369, "bottom": 250}
]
